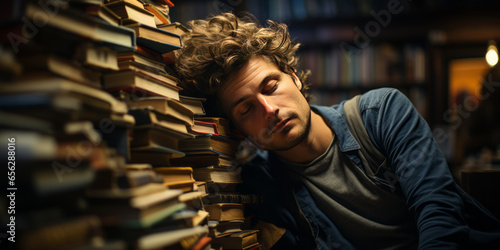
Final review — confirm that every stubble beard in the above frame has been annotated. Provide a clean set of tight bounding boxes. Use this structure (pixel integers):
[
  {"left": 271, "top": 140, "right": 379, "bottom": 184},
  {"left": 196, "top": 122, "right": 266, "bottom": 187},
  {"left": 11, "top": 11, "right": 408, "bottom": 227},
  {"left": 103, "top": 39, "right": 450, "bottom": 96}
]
[{"left": 254, "top": 110, "right": 312, "bottom": 152}]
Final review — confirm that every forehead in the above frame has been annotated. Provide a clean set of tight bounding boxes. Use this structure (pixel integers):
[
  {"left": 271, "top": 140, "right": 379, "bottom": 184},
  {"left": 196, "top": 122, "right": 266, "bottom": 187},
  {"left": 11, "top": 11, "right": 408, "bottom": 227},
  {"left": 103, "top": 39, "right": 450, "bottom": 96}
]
[{"left": 218, "top": 56, "right": 279, "bottom": 105}]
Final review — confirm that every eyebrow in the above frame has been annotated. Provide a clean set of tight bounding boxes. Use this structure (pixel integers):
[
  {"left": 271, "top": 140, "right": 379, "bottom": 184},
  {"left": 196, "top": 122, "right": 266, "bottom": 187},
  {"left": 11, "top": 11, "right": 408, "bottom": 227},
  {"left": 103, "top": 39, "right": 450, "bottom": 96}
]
[{"left": 230, "top": 72, "right": 281, "bottom": 111}]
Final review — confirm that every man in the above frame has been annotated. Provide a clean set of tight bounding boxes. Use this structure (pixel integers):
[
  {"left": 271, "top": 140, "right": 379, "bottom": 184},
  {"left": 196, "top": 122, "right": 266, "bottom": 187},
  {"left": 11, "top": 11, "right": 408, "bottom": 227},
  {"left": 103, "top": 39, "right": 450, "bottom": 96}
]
[{"left": 176, "top": 13, "right": 500, "bottom": 249}]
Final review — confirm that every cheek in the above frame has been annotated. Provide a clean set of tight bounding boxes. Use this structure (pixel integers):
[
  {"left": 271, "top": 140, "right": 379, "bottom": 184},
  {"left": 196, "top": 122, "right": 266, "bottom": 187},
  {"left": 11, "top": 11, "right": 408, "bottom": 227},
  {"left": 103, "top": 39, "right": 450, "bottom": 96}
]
[
  {"left": 239, "top": 120, "right": 259, "bottom": 137},
  {"left": 236, "top": 117, "right": 265, "bottom": 138}
]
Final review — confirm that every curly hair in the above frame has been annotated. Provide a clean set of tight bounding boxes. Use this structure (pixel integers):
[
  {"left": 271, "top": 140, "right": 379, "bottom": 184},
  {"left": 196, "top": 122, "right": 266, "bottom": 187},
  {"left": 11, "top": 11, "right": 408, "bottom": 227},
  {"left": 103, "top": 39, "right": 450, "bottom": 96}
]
[{"left": 175, "top": 12, "right": 310, "bottom": 115}]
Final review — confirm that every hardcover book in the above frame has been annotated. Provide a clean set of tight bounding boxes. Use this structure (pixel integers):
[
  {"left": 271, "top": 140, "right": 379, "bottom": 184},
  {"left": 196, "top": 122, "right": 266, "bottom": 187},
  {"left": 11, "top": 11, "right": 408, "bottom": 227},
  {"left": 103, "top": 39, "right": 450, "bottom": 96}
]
[
  {"left": 105, "top": 0, "right": 157, "bottom": 27},
  {"left": 103, "top": 69, "right": 182, "bottom": 100},
  {"left": 136, "top": 225, "right": 209, "bottom": 250},
  {"left": 128, "top": 107, "right": 193, "bottom": 138},
  {"left": 178, "top": 134, "right": 239, "bottom": 157},
  {"left": 169, "top": 154, "right": 236, "bottom": 168},
  {"left": 189, "top": 120, "right": 220, "bottom": 136},
  {"left": 202, "top": 193, "right": 262, "bottom": 205},
  {"left": 208, "top": 220, "right": 244, "bottom": 238},
  {"left": 75, "top": 42, "right": 120, "bottom": 70},
  {"left": 153, "top": 167, "right": 195, "bottom": 185},
  {"left": 0, "top": 76, "right": 128, "bottom": 116},
  {"left": 20, "top": 54, "right": 102, "bottom": 88},
  {"left": 157, "top": 22, "right": 189, "bottom": 36},
  {"left": 204, "top": 203, "right": 245, "bottom": 221},
  {"left": 195, "top": 117, "right": 232, "bottom": 137},
  {"left": 24, "top": 2, "right": 136, "bottom": 52},
  {"left": 87, "top": 189, "right": 186, "bottom": 228},
  {"left": 129, "top": 150, "right": 184, "bottom": 166},
  {"left": 128, "top": 96, "right": 194, "bottom": 126},
  {"left": 130, "top": 126, "right": 180, "bottom": 150},
  {"left": 125, "top": 23, "right": 182, "bottom": 54},
  {"left": 144, "top": 3, "right": 171, "bottom": 25},
  {"left": 179, "top": 95, "right": 206, "bottom": 116},
  {"left": 193, "top": 166, "right": 243, "bottom": 184},
  {"left": 84, "top": 4, "right": 122, "bottom": 26},
  {"left": 117, "top": 50, "right": 167, "bottom": 73},
  {"left": 211, "top": 229, "right": 260, "bottom": 249}
]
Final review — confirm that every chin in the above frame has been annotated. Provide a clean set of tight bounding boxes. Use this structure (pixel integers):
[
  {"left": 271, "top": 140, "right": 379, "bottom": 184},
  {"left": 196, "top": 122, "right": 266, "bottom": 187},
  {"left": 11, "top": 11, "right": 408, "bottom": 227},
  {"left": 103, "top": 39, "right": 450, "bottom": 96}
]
[
  {"left": 250, "top": 118, "right": 310, "bottom": 151},
  {"left": 263, "top": 130, "right": 306, "bottom": 151}
]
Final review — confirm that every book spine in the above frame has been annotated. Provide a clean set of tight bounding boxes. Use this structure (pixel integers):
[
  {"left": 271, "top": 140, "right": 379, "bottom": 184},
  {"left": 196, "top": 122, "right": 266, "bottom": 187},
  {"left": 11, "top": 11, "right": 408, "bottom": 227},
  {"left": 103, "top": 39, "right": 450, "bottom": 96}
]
[
  {"left": 19, "top": 216, "right": 102, "bottom": 250},
  {"left": 203, "top": 194, "right": 262, "bottom": 204}
]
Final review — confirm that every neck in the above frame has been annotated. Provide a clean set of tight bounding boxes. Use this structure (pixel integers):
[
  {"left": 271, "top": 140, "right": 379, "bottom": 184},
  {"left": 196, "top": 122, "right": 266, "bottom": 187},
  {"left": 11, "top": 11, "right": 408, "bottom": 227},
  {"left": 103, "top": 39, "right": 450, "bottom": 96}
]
[{"left": 274, "top": 111, "right": 333, "bottom": 164}]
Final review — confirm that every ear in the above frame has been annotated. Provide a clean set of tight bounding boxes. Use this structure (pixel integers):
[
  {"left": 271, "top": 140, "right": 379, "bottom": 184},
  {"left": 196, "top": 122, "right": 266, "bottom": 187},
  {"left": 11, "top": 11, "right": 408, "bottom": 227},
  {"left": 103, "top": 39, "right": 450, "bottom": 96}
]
[{"left": 289, "top": 69, "right": 302, "bottom": 90}]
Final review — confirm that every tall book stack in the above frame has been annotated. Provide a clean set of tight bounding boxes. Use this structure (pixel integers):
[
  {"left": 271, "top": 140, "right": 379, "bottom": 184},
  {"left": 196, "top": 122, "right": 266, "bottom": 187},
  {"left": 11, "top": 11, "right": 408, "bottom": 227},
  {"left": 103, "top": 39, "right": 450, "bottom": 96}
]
[
  {"left": 98, "top": 0, "right": 216, "bottom": 249},
  {"left": 85, "top": 162, "right": 210, "bottom": 249},
  {"left": 1, "top": 0, "right": 263, "bottom": 249},
  {"left": 0, "top": 0, "right": 138, "bottom": 249},
  {"left": 0, "top": 0, "right": 211, "bottom": 249},
  {"left": 168, "top": 114, "right": 264, "bottom": 249},
  {"left": 99, "top": 0, "right": 192, "bottom": 166},
  {"left": 132, "top": 1, "right": 265, "bottom": 246}
]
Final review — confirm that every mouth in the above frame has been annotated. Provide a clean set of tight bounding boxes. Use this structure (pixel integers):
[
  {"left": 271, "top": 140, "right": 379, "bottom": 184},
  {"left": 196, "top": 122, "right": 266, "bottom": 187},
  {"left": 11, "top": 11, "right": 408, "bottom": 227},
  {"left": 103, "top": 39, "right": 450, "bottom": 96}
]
[{"left": 270, "top": 116, "right": 295, "bottom": 134}]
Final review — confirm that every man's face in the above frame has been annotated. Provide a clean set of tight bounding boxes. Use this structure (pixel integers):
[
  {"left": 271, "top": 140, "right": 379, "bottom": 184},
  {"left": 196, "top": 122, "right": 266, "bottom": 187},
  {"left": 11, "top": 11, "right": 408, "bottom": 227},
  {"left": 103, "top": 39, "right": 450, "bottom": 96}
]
[{"left": 218, "top": 56, "right": 311, "bottom": 151}]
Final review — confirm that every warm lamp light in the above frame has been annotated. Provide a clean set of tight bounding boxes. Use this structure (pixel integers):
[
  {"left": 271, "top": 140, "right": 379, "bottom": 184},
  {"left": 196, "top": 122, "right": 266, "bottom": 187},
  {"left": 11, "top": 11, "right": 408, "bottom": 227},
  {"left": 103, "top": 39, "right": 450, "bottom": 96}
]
[{"left": 486, "top": 40, "right": 498, "bottom": 67}]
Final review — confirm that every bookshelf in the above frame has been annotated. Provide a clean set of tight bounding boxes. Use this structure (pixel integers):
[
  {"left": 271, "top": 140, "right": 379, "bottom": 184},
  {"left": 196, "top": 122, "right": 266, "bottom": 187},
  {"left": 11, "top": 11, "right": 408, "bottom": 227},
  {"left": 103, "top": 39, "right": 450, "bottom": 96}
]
[
  {"left": 172, "top": 0, "right": 430, "bottom": 114},
  {"left": 171, "top": 0, "right": 500, "bottom": 129},
  {"left": 168, "top": 0, "right": 500, "bottom": 181}
]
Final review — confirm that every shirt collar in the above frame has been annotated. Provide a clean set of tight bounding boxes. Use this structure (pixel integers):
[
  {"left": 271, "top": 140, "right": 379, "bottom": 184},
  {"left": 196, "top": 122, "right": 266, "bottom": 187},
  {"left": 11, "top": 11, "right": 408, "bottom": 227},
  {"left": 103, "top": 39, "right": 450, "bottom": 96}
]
[{"left": 311, "top": 104, "right": 361, "bottom": 152}]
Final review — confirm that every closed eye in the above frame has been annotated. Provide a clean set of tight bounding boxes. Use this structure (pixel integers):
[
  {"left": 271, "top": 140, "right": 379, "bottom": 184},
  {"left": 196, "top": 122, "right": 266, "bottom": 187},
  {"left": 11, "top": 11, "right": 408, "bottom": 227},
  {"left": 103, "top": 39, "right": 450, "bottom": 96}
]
[
  {"left": 239, "top": 103, "right": 253, "bottom": 116},
  {"left": 263, "top": 82, "right": 279, "bottom": 95}
]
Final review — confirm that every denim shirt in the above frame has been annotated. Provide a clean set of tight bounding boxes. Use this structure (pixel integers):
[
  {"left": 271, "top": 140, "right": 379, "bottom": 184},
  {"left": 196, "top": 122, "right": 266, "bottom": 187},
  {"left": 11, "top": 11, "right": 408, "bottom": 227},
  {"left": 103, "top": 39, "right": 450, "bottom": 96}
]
[{"left": 241, "top": 88, "right": 500, "bottom": 249}]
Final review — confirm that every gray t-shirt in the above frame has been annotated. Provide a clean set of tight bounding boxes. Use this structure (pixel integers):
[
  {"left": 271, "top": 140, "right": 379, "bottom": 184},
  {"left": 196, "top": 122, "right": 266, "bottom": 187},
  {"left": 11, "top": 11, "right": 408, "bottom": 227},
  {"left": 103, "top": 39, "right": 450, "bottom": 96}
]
[{"left": 283, "top": 136, "right": 419, "bottom": 249}]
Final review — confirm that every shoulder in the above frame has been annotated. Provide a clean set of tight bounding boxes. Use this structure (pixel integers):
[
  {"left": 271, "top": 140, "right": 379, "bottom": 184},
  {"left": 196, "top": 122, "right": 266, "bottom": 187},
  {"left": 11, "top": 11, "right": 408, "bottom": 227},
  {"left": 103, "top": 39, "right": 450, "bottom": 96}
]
[
  {"left": 357, "top": 87, "right": 417, "bottom": 139},
  {"left": 312, "top": 87, "right": 409, "bottom": 119},
  {"left": 358, "top": 87, "right": 426, "bottom": 157},
  {"left": 357, "top": 87, "right": 411, "bottom": 112}
]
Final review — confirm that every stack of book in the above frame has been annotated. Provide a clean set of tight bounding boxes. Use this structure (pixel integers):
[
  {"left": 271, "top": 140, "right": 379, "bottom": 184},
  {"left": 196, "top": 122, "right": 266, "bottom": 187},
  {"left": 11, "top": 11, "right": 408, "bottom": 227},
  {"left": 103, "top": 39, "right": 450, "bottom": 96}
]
[
  {"left": 0, "top": 126, "right": 129, "bottom": 249},
  {"left": 126, "top": 97, "right": 194, "bottom": 166},
  {"left": 1, "top": 0, "right": 264, "bottom": 249},
  {"left": 98, "top": 0, "right": 216, "bottom": 249},
  {"left": 0, "top": 0, "right": 210, "bottom": 249},
  {"left": 168, "top": 115, "right": 263, "bottom": 249},
  {"left": 0, "top": 0, "right": 139, "bottom": 248},
  {"left": 170, "top": 116, "right": 241, "bottom": 197},
  {"left": 99, "top": 0, "right": 195, "bottom": 167},
  {"left": 85, "top": 162, "right": 210, "bottom": 249}
]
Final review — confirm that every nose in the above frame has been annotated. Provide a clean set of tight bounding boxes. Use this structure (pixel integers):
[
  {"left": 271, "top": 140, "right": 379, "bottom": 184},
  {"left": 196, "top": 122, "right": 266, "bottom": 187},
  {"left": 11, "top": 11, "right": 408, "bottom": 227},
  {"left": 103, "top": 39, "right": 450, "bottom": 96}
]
[{"left": 258, "top": 95, "right": 278, "bottom": 120}]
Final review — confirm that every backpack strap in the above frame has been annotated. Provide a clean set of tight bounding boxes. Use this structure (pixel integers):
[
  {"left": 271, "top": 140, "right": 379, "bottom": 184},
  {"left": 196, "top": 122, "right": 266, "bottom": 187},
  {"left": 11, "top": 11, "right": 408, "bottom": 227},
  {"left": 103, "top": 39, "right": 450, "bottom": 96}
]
[{"left": 343, "top": 95, "right": 387, "bottom": 176}]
